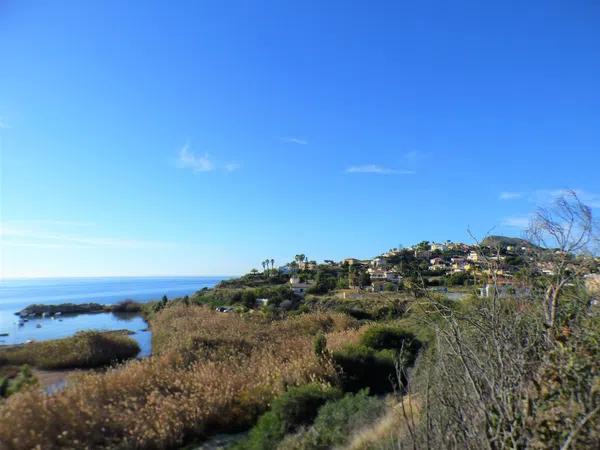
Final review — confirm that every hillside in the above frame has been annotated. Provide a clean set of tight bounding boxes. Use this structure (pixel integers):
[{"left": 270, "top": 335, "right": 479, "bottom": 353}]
[{"left": 481, "top": 234, "right": 533, "bottom": 248}]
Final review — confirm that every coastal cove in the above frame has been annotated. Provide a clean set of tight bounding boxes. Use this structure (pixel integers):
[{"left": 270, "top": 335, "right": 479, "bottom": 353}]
[{"left": 0, "top": 276, "right": 225, "bottom": 355}]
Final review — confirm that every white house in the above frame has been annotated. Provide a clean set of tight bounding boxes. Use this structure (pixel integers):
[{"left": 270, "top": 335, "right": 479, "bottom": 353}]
[
  {"left": 467, "top": 251, "right": 480, "bottom": 262},
  {"left": 256, "top": 298, "right": 269, "bottom": 306},
  {"left": 368, "top": 268, "right": 402, "bottom": 283},
  {"left": 289, "top": 277, "right": 313, "bottom": 297},
  {"left": 430, "top": 242, "right": 448, "bottom": 251},
  {"left": 371, "top": 257, "right": 388, "bottom": 267}
]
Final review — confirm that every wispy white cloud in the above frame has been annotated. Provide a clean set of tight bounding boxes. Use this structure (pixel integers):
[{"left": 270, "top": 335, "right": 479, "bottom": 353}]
[
  {"left": 403, "top": 150, "right": 428, "bottom": 162},
  {"left": 0, "top": 221, "right": 171, "bottom": 249},
  {"left": 532, "top": 189, "right": 600, "bottom": 208},
  {"left": 502, "top": 215, "right": 531, "bottom": 229},
  {"left": 7, "top": 219, "right": 94, "bottom": 227},
  {"left": 499, "top": 191, "right": 524, "bottom": 200},
  {"left": 175, "top": 144, "right": 240, "bottom": 173},
  {"left": 279, "top": 137, "right": 308, "bottom": 145},
  {"left": 224, "top": 162, "right": 241, "bottom": 172},
  {"left": 345, "top": 164, "right": 415, "bottom": 175},
  {"left": 176, "top": 144, "right": 215, "bottom": 172},
  {"left": 500, "top": 188, "right": 600, "bottom": 208}
]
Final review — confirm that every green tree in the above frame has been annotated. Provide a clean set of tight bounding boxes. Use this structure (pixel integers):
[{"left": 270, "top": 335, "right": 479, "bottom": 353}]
[{"left": 313, "top": 332, "right": 327, "bottom": 358}]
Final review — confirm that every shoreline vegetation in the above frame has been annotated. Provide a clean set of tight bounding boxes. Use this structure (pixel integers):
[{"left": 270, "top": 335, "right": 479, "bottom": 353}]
[
  {"left": 0, "top": 193, "right": 599, "bottom": 449},
  {"left": 0, "top": 330, "right": 140, "bottom": 370},
  {"left": 15, "top": 299, "right": 144, "bottom": 317}
]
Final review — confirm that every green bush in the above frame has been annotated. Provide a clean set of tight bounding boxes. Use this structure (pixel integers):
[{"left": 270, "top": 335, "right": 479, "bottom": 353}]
[
  {"left": 313, "top": 332, "right": 327, "bottom": 358},
  {"left": 332, "top": 345, "right": 397, "bottom": 394},
  {"left": 236, "top": 383, "right": 342, "bottom": 450},
  {"left": 279, "top": 389, "right": 386, "bottom": 449},
  {"left": 0, "top": 365, "right": 37, "bottom": 398},
  {"left": 331, "top": 325, "right": 423, "bottom": 394},
  {"left": 360, "top": 325, "right": 421, "bottom": 365}
]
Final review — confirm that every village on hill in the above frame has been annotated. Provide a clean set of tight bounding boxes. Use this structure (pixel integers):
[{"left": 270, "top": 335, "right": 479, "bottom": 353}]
[{"left": 212, "top": 235, "right": 600, "bottom": 310}]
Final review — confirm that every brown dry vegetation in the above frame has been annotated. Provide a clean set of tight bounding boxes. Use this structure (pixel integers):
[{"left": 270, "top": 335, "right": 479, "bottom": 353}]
[
  {"left": 0, "top": 330, "right": 140, "bottom": 370},
  {"left": 0, "top": 305, "right": 358, "bottom": 449}
]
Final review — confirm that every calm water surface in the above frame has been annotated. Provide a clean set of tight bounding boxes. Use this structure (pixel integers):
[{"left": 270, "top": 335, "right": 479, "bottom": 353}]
[{"left": 0, "top": 276, "right": 225, "bottom": 356}]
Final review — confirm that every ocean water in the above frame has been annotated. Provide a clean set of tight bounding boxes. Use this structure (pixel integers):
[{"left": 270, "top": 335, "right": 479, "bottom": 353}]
[{"left": 0, "top": 276, "right": 224, "bottom": 356}]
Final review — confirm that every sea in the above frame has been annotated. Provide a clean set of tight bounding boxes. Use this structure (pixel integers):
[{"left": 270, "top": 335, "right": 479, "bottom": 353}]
[{"left": 0, "top": 276, "right": 225, "bottom": 357}]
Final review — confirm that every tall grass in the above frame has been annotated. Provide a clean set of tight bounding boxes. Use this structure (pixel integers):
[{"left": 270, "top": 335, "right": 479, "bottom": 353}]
[
  {"left": 0, "top": 331, "right": 140, "bottom": 370},
  {"left": 0, "top": 306, "right": 355, "bottom": 449}
]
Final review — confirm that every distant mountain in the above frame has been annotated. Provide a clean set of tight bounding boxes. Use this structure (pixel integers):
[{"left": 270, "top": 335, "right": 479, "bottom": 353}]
[{"left": 481, "top": 235, "right": 533, "bottom": 248}]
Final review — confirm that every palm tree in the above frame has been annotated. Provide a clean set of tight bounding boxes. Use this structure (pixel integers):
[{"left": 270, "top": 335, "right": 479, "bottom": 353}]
[
  {"left": 270, "top": 259, "right": 275, "bottom": 273},
  {"left": 261, "top": 261, "right": 266, "bottom": 273}
]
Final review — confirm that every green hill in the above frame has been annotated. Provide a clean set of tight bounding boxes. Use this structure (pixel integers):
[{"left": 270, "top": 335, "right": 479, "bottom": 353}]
[{"left": 481, "top": 235, "right": 533, "bottom": 248}]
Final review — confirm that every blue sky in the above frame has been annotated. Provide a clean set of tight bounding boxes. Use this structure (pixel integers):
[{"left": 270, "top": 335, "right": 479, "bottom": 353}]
[{"left": 1, "top": 1, "right": 599, "bottom": 278}]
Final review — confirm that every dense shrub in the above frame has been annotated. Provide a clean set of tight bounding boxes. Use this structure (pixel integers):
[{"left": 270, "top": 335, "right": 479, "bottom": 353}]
[
  {"left": 237, "top": 383, "right": 342, "bottom": 450},
  {"left": 332, "top": 345, "right": 397, "bottom": 394},
  {"left": 111, "top": 299, "right": 143, "bottom": 313},
  {"left": 528, "top": 313, "right": 600, "bottom": 449},
  {"left": 279, "top": 389, "right": 386, "bottom": 449},
  {"left": 330, "top": 324, "right": 423, "bottom": 394},
  {"left": 193, "top": 286, "right": 297, "bottom": 308},
  {"left": 360, "top": 325, "right": 421, "bottom": 365},
  {"left": 0, "top": 365, "right": 37, "bottom": 398},
  {"left": 0, "top": 331, "right": 140, "bottom": 370}
]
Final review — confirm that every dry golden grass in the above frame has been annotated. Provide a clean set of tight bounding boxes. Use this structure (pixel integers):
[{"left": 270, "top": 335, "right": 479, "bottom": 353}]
[
  {"left": 0, "top": 306, "right": 355, "bottom": 449},
  {"left": 325, "top": 324, "right": 372, "bottom": 352},
  {"left": 0, "top": 330, "right": 140, "bottom": 370},
  {"left": 344, "top": 395, "right": 421, "bottom": 450}
]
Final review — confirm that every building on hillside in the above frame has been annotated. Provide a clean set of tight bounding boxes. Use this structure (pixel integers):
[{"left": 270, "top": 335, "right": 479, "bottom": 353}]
[
  {"left": 451, "top": 258, "right": 468, "bottom": 272},
  {"left": 467, "top": 251, "right": 480, "bottom": 262},
  {"left": 370, "top": 281, "right": 400, "bottom": 292},
  {"left": 299, "top": 261, "right": 318, "bottom": 271},
  {"left": 430, "top": 242, "right": 448, "bottom": 251},
  {"left": 368, "top": 268, "right": 402, "bottom": 283},
  {"left": 414, "top": 249, "right": 432, "bottom": 259},
  {"left": 429, "top": 257, "right": 448, "bottom": 271},
  {"left": 289, "top": 277, "right": 313, "bottom": 297},
  {"left": 371, "top": 257, "right": 388, "bottom": 267}
]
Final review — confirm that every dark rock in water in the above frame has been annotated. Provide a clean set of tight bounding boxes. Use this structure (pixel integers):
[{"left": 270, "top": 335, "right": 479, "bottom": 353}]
[{"left": 16, "top": 303, "right": 108, "bottom": 316}]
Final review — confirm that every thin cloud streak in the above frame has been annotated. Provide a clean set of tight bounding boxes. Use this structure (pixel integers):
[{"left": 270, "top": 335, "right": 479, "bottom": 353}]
[
  {"left": 0, "top": 223, "right": 171, "bottom": 249},
  {"left": 279, "top": 137, "right": 308, "bottom": 145},
  {"left": 533, "top": 189, "right": 600, "bottom": 208},
  {"left": 499, "top": 191, "right": 524, "bottom": 200},
  {"left": 224, "top": 162, "right": 241, "bottom": 172},
  {"left": 345, "top": 164, "right": 415, "bottom": 175},
  {"left": 502, "top": 216, "right": 531, "bottom": 229},
  {"left": 499, "top": 188, "right": 600, "bottom": 208}
]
